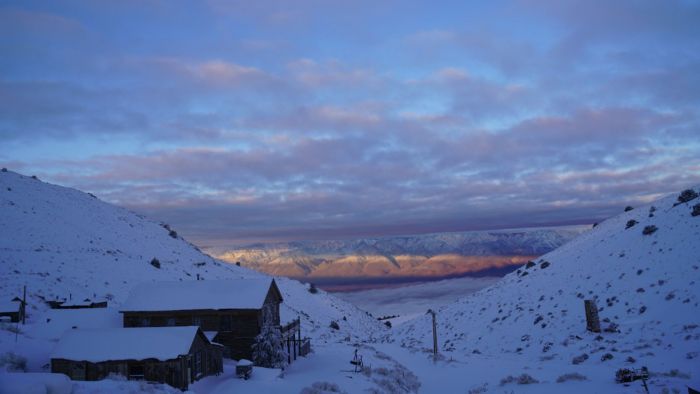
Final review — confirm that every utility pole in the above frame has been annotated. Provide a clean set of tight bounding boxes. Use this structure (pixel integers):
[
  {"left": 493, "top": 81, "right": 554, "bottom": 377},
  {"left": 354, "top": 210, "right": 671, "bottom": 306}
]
[
  {"left": 426, "top": 309, "right": 437, "bottom": 361},
  {"left": 22, "top": 285, "right": 26, "bottom": 325}
]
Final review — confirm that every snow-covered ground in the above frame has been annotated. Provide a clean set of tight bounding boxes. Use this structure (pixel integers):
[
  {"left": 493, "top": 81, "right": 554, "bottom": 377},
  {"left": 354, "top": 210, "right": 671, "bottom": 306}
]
[
  {"left": 1, "top": 170, "right": 699, "bottom": 393},
  {"left": 394, "top": 186, "right": 700, "bottom": 392}
]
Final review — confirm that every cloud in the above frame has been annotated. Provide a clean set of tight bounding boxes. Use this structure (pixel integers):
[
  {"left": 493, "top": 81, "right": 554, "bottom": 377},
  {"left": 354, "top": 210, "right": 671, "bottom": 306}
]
[{"left": 2, "top": 0, "right": 700, "bottom": 245}]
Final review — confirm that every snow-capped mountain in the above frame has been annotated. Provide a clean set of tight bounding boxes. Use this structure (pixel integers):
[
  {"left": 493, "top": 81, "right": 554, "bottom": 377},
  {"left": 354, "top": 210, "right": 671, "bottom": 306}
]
[
  {"left": 0, "top": 170, "right": 383, "bottom": 343},
  {"left": 394, "top": 186, "right": 700, "bottom": 391},
  {"left": 215, "top": 227, "right": 586, "bottom": 279}
]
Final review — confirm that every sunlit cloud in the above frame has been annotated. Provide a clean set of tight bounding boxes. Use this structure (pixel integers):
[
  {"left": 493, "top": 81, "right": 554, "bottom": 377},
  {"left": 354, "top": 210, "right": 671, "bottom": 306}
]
[{"left": 1, "top": 0, "right": 699, "bottom": 246}]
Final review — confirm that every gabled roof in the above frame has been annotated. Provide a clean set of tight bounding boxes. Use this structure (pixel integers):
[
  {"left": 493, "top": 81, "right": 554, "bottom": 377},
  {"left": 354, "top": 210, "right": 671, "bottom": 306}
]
[
  {"left": 120, "top": 278, "right": 281, "bottom": 312},
  {"left": 51, "top": 326, "right": 203, "bottom": 362}
]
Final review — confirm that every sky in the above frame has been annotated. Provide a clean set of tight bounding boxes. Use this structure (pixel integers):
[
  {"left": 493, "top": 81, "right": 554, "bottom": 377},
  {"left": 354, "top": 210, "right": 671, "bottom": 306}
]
[{"left": 1, "top": 0, "right": 700, "bottom": 247}]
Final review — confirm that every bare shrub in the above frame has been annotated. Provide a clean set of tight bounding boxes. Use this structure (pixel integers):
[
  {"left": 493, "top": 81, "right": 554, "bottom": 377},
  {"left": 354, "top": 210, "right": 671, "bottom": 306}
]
[
  {"left": 0, "top": 351, "right": 27, "bottom": 372},
  {"left": 556, "top": 373, "right": 587, "bottom": 383},
  {"left": 500, "top": 373, "right": 539, "bottom": 385},
  {"left": 300, "top": 381, "right": 347, "bottom": 394},
  {"left": 642, "top": 225, "right": 658, "bottom": 235}
]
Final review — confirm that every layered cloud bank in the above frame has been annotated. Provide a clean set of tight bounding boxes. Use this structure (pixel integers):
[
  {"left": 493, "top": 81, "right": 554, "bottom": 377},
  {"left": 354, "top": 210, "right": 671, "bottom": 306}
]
[{"left": 1, "top": 1, "right": 699, "bottom": 244}]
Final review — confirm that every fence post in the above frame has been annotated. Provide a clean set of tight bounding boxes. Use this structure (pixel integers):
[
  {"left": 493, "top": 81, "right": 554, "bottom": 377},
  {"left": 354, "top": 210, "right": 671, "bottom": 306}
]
[{"left": 584, "top": 299, "right": 601, "bottom": 333}]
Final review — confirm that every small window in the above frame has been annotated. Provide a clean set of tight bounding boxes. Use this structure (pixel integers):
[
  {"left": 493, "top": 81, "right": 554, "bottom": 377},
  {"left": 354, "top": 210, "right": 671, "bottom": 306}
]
[
  {"left": 220, "top": 315, "right": 232, "bottom": 331},
  {"left": 192, "top": 316, "right": 202, "bottom": 327},
  {"left": 166, "top": 318, "right": 176, "bottom": 326},
  {"left": 140, "top": 317, "right": 150, "bottom": 327}
]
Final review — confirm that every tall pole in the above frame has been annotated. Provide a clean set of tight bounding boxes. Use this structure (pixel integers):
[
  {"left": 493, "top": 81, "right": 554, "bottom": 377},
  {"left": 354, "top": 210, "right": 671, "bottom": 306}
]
[
  {"left": 427, "top": 309, "right": 437, "bottom": 361},
  {"left": 22, "top": 285, "right": 26, "bottom": 325}
]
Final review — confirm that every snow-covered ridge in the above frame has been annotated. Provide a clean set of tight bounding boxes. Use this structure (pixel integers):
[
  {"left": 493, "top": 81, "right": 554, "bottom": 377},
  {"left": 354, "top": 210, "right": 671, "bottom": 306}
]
[
  {"left": 395, "top": 185, "right": 700, "bottom": 391},
  {"left": 0, "top": 170, "right": 383, "bottom": 344}
]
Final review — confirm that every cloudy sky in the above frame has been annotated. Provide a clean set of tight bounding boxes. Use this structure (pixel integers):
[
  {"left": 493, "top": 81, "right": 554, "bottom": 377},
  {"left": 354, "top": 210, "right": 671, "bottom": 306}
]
[{"left": 2, "top": 1, "right": 699, "bottom": 246}]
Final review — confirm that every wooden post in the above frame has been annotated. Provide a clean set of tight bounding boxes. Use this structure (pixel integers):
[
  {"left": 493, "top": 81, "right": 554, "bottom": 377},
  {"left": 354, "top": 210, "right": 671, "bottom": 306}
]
[
  {"left": 22, "top": 285, "right": 26, "bottom": 325},
  {"left": 427, "top": 309, "right": 437, "bottom": 361},
  {"left": 584, "top": 300, "right": 601, "bottom": 333},
  {"left": 297, "top": 318, "right": 301, "bottom": 357}
]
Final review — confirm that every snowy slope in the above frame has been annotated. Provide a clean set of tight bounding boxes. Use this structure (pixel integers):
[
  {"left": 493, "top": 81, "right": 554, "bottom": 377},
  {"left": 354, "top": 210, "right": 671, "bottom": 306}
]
[
  {"left": 395, "top": 187, "right": 700, "bottom": 391},
  {"left": 0, "top": 170, "right": 383, "bottom": 347}
]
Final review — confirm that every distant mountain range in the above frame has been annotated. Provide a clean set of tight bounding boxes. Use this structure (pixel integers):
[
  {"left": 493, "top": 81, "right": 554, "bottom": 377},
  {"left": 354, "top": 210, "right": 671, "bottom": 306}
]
[{"left": 214, "top": 227, "right": 589, "bottom": 283}]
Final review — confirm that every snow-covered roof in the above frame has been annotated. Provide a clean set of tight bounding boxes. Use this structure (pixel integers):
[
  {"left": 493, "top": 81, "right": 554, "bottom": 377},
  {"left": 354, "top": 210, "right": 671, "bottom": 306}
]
[
  {"left": 203, "top": 331, "right": 218, "bottom": 342},
  {"left": 51, "top": 326, "right": 202, "bottom": 362},
  {"left": 0, "top": 301, "right": 19, "bottom": 312},
  {"left": 120, "top": 278, "right": 278, "bottom": 312}
]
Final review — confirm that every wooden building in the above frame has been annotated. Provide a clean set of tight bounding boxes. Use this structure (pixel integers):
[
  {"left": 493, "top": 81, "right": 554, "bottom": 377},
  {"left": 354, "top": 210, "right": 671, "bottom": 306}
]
[
  {"left": 120, "top": 278, "right": 301, "bottom": 361},
  {"left": 51, "top": 326, "right": 222, "bottom": 390},
  {"left": 0, "top": 299, "right": 24, "bottom": 323}
]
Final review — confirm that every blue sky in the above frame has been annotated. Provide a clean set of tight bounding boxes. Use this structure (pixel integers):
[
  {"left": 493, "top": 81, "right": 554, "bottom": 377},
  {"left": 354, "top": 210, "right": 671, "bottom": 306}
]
[{"left": 1, "top": 0, "right": 700, "bottom": 246}]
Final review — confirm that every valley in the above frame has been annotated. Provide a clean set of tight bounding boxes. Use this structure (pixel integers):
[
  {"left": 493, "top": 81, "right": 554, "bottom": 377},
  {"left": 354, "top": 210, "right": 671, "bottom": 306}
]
[{"left": 1, "top": 171, "right": 699, "bottom": 393}]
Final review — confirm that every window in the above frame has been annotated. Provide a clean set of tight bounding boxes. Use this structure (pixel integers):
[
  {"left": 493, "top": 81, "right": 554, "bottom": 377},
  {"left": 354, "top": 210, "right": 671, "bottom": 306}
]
[
  {"left": 192, "top": 316, "right": 202, "bottom": 327},
  {"left": 166, "top": 318, "right": 176, "bottom": 326},
  {"left": 220, "top": 315, "right": 232, "bottom": 331},
  {"left": 140, "top": 317, "right": 150, "bottom": 327}
]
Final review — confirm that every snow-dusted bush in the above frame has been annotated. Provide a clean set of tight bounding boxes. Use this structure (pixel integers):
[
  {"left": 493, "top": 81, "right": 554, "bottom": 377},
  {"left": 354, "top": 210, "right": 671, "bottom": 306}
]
[
  {"left": 677, "top": 189, "right": 699, "bottom": 204},
  {"left": 0, "top": 351, "right": 27, "bottom": 372},
  {"left": 655, "top": 369, "right": 691, "bottom": 379},
  {"left": 556, "top": 373, "right": 587, "bottom": 383},
  {"left": 1, "top": 167, "right": 7, "bottom": 172},
  {"left": 251, "top": 324, "right": 288, "bottom": 369},
  {"left": 642, "top": 225, "right": 658, "bottom": 235},
  {"left": 300, "top": 381, "right": 347, "bottom": 394},
  {"left": 624, "top": 206, "right": 634, "bottom": 212},
  {"left": 150, "top": 258, "right": 161, "bottom": 268},
  {"left": 467, "top": 384, "right": 489, "bottom": 393},
  {"left": 371, "top": 364, "right": 421, "bottom": 393},
  {"left": 500, "top": 373, "right": 539, "bottom": 385},
  {"left": 308, "top": 283, "right": 318, "bottom": 294},
  {"left": 692, "top": 203, "right": 700, "bottom": 217},
  {"left": 572, "top": 353, "right": 589, "bottom": 364},
  {"left": 168, "top": 230, "right": 178, "bottom": 238},
  {"left": 626, "top": 219, "right": 638, "bottom": 229},
  {"left": 330, "top": 320, "right": 340, "bottom": 330}
]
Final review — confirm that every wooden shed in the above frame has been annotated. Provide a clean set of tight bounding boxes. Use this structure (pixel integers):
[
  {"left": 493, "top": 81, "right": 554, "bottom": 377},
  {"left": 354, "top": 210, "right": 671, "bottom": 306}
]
[
  {"left": 0, "top": 300, "right": 24, "bottom": 323},
  {"left": 120, "top": 278, "right": 292, "bottom": 361},
  {"left": 50, "top": 326, "right": 222, "bottom": 390}
]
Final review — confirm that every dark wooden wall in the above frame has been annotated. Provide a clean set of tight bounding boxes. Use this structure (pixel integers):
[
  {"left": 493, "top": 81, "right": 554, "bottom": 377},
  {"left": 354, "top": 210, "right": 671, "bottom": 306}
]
[
  {"left": 51, "top": 335, "right": 222, "bottom": 390},
  {"left": 122, "top": 291, "right": 282, "bottom": 360}
]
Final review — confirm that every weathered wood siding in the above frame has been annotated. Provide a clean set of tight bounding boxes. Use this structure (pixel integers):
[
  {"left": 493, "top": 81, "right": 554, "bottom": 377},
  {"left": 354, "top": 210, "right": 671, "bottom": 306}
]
[
  {"left": 51, "top": 333, "right": 222, "bottom": 390},
  {"left": 121, "top": 282, "right": 284, "bottom": 361}
]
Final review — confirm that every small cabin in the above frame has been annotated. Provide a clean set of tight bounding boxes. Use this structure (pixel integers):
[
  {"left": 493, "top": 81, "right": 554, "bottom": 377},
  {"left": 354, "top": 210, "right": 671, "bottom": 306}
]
[
  {"left": 50, "top": 326, "right": 222, "bottom": 390},
  {"left": 120, "top": 278, "right": 292, "bottom": 360},
  {"left": 0, "top": 299, "right": 25, "bottom": 323}
]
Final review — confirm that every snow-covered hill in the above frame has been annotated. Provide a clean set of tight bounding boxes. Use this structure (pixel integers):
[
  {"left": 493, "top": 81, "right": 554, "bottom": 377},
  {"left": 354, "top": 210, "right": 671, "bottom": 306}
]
[
  {"left": 0, "top": 170, "right": 383, "bottom": 345},
  {"left": 395, "top": 187, "right": 700, "bottom": 391},
  {"left": 215, "top": 227, "right": 586, "bottom": 279}
]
